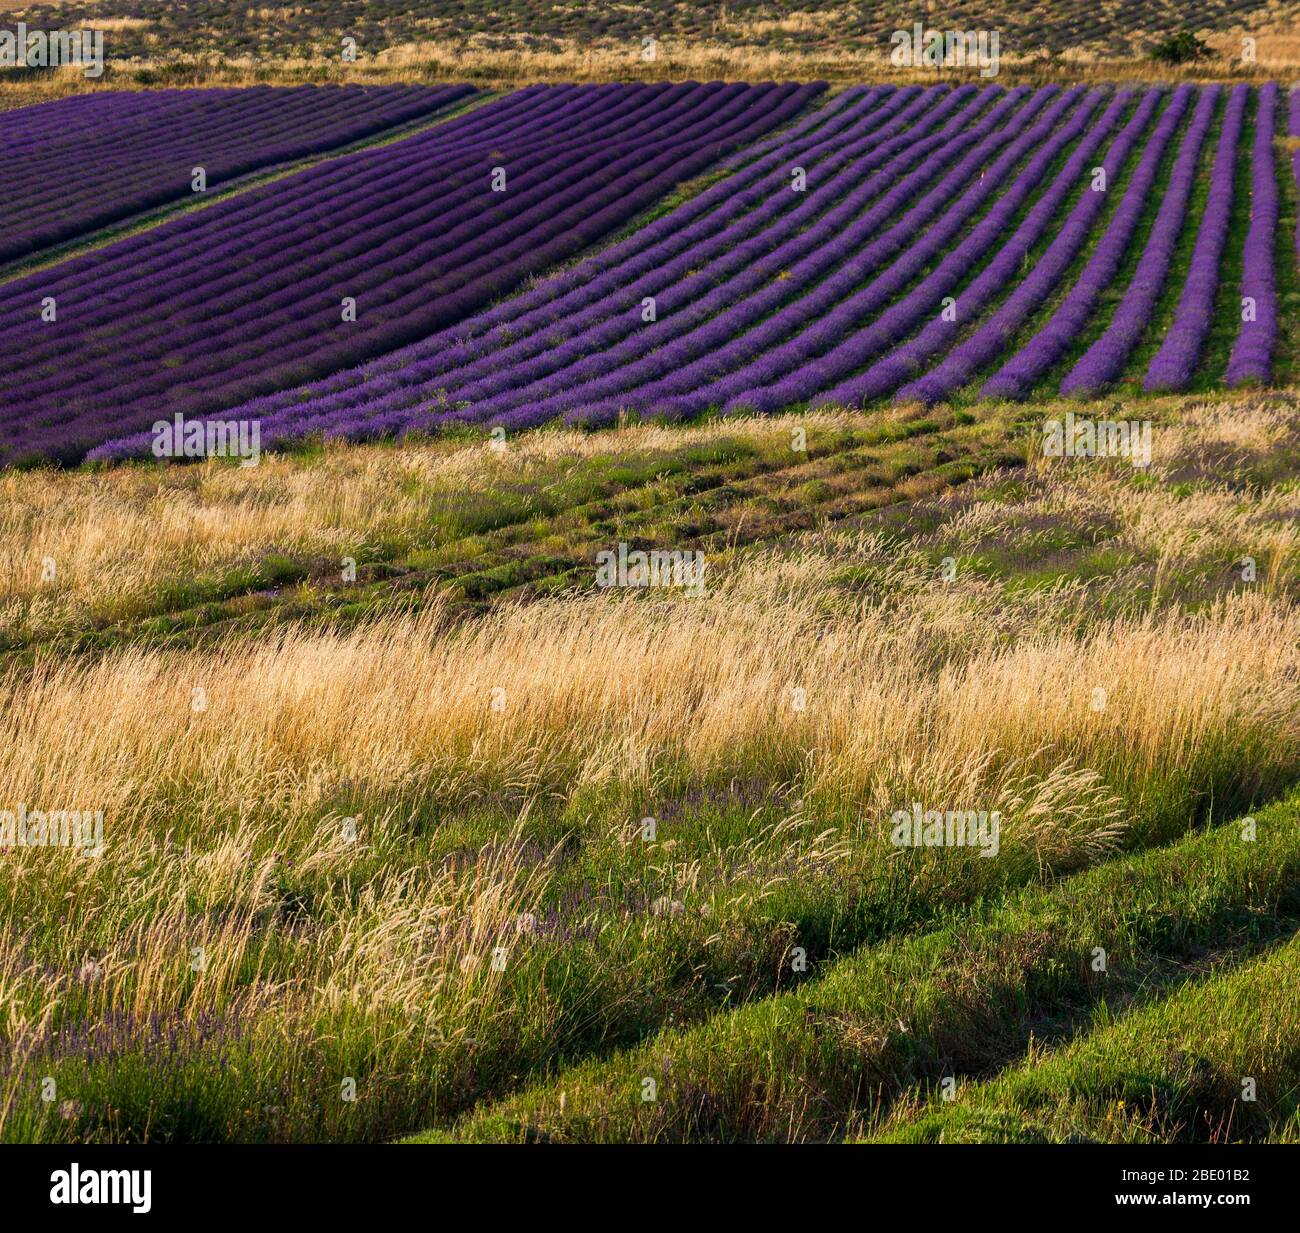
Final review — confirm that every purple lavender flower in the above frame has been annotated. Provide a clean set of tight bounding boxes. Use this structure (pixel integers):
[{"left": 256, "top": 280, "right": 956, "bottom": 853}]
[
  {"left": 1144, "top": 85, "right": 1250, "bottom": 393},
  {"left": 817, "top": 88, "right": 1144, "bottom": 408},
  {"left": 1226, "top": 84, "right": 1281, "bottom": 386},
  {"left": 3, "top": 82, "right": 813, "bottom": 465}
]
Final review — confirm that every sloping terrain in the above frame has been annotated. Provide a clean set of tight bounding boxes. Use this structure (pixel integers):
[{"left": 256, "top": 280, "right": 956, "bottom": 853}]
[
  {"left": 0, "top": 81, "right": 816, "bottom": 464},
  {"left": 0, "top": 83, "right": 478, "bottom": 262},
  {"left": 2, "top": 392, "right": 1297, "bottom": 1142}
]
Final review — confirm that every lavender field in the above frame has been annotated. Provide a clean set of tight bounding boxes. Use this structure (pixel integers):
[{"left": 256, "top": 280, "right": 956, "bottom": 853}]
[
  {"left": 0, "top": 80, "right": 1294, "bottom": 465},
  {"left": 0, "top": 83, "right": 478, "bottom": 263},
  {"left": 0, "top": 81, "right": 815, "bottom": 463}
]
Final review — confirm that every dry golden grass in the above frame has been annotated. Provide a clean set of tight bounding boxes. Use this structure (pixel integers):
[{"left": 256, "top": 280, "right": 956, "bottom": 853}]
[
  {"left": 80, "top": 16, "right": 152, "bottom": 32},
  {"left": 2, "top": 394, "right": 1298, "bottom": 1140},
  {"left": 4, "top": 563, "right": 1295, "bottom": 856},
  {"left": 938, "top": 398, "right": 1300, "bottom": 597},
  {"left": 2, "top": 513, "right": 1296, "bottom": 1006},
  {"left": 1205, "top": 22, "right": 1300, "bottom": 68},
  {"left": 158, "top": 39, "right": 1300, "bottom": 85},
  {"left": 2, "top": 32, "right": 1297, "bottom": 115},
  {"left": 0, "top": 412, "right": 851, "bottom": 641},
  {"left": 3, "top": 396, "right": 1295, "bottom": 645},
  {"left": 710, "top": 8, "right": 848, "bottom": 39}
]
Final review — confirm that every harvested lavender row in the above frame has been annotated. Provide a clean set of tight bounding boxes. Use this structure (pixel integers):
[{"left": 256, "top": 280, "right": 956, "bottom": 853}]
[
  {"left": 982, "top": 85, "right": 1216, "bottom": 401},
  {"left": 1144, "top": 85, "right": 1249, "bottom": 392},
  {"left": 0, "top": 85, "right": 480, "bottom": 263},
  {"left": 1226, "top": 83, "right": 1280, "bottom": 386},
  {"left": 898, "top": 86, "right": 1190, "bottom": 406},
  {"left": 0, "top": 82, "right": 813, "bottom": 465}
]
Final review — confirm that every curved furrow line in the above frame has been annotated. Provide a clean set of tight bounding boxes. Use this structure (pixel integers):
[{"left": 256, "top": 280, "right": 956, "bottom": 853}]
[{"left": 428, "top": 794, "right": 1300, "bottom": 1144}]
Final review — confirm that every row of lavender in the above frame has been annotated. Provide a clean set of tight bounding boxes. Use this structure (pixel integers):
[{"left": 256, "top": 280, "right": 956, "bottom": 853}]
[
  {"left": 0, "top": 82, "right": 817, "bottom": 465},
  {"left": 0, "top": 84, "right": 479, "bottom": 264},
  {"left": 101, "top": 80, "right": 1289, "bottom": 459},
  {"left": 1295, "top": 88, "right": 1300, "bottom": 263}
]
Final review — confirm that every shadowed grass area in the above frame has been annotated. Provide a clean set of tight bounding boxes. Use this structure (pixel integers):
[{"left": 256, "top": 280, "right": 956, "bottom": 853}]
[
  {"left": 867, "top": 925, "right": 1300, "bottom": 1143},
  {"left": 8, "top": 391, "right": 1297, "bottom": 662},
  {"left": 0, "top": 406, "right": 1028, "bottom": 657},
  {"left": 414, "top": 791, "right": 1300, "bottom": 1143}
]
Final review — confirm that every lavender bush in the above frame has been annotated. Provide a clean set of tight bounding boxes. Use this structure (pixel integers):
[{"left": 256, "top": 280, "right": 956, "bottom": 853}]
[
  {"left": 1054, "top": 85, "right": 1227, "bottom": 398},
  {"left": 1144, "top": 85, "right": 1249, "bottom": 392},
  {"left": 1225, "top": 84, "right": 1281, "bottom": 386}
]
